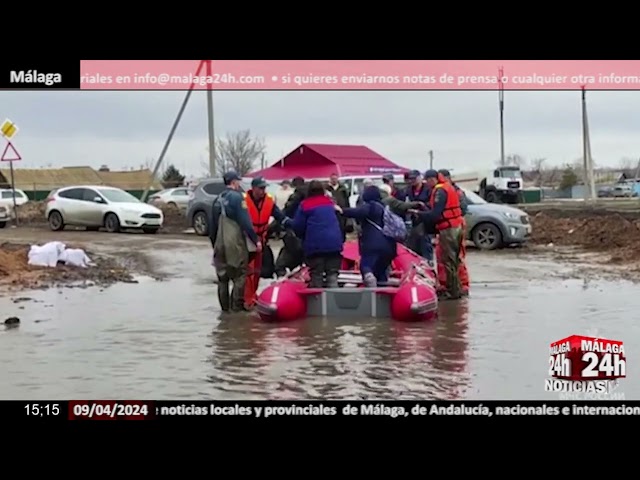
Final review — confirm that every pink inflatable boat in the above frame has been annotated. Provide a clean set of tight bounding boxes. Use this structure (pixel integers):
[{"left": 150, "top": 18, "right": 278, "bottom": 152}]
[{"left": 256, "top": 240, "right": 438, "bottom": 323}]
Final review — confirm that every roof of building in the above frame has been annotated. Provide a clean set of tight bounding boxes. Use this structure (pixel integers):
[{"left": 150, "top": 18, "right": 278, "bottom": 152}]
[
  {"left": 95, "top": 169, "right": 162, "bottom": 190},
  {"left": 248, "top": 143, "right": 408, "bottom": 180},
  {"left": 0, "top": 166, "right": 103, "bottom": 192},
  {"left": 0, "top": 167, "right": 162, "bottom": 192}
]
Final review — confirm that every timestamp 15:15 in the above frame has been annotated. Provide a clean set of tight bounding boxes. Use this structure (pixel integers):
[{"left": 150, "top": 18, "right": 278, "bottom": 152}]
[{"left": 24, "top": 403, "right": 61, "bottom": 416}]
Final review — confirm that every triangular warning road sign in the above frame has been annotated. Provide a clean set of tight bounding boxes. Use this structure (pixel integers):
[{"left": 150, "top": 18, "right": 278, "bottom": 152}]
[{"left": 1, "top": 141, "right": 21, "bottom": 162}]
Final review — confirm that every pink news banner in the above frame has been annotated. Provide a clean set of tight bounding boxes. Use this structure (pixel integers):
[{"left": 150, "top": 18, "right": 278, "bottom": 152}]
[{"left": 80, "top": 60, "right": 640, "bottom": 90}]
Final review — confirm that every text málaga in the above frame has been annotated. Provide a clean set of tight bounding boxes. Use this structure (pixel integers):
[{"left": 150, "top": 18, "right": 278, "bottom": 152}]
[{"left": 10, "top": 70, "right": 62, "bottom": 86}]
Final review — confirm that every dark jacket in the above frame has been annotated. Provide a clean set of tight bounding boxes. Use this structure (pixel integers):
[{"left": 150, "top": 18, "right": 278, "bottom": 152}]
[
  {"left": 326, "top": 182, "right": 350, "bottom": 208},
  {"left": 284, "top": 185, "right": 307, "bottom": 218},
  {"left": 327, "top": 182, "right": 350, "bottom": 239},
  {"left": 380, "top": 190, "right": 422, "bottom": 217},
  {"left": 209, "top": 188, "right": 258, "bottom": 247},
  {"left": 419, "top": 185, "right": 449, "bottom": 229},
  {"left": 452, "top": 183, "right": 468, "bottom": 215},
  {"left": 341, "top": 186, "right": 396, "bottom": 257},
  {"left": 292, "top": 195, "right": 343, "bottom": 257},
  {"left": 397, "top": 183, "right": 431, "bottom": 225}
]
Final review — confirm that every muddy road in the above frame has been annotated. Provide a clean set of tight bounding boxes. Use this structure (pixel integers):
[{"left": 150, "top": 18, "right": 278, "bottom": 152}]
[{"left": 1, "top": 228, "right": 638, "bottom": 400}]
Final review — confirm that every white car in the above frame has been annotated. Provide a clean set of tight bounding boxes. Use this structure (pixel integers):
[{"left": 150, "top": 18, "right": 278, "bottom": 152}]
[
  {"left": 45, "top": 185, "right": 164, "bottom": 234},
  {"left": 147, "top": 187, "right": 191, "bottom": 208},
  {"left": 0, "top": 204, "right": 10, "bottom": 228},
  {"left": 0, "top": 188, "right": 29, "bottom": 207}
]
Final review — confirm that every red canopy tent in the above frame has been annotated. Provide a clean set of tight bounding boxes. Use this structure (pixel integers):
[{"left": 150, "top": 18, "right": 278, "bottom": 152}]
[{"left": 248, "top": 144, "right": 409, "bottom": 180}]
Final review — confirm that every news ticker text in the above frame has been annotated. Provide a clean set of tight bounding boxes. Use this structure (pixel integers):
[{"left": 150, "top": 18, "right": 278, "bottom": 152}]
[
  {"left": 11, "top": 401, "right": 640, "bottom": 420},
  {"left": 5, "top": 60, "right": 640, "bottom": 90}
]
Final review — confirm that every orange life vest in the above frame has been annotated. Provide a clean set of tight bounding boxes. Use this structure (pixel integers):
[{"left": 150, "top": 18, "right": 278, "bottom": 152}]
[
  {"left": 244, "top": 192, "right": 275, "bottom": 239},
  {"left": 429, "top": 178, "right": 464, "bottom": 231}
]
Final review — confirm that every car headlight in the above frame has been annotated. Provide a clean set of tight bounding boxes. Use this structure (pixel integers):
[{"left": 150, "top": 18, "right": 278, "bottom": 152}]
[{"left": 501, "top": 211, "right": 518, "bottom": 220}]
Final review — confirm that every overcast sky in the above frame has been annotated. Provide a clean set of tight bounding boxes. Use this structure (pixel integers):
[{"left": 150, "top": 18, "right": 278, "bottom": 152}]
[{"left": 2, "top": 90, "right": 640, "bottom": 177}]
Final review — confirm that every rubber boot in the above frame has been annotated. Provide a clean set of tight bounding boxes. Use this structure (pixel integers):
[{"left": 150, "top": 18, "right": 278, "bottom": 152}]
[
  {"left": 218, "top": 281, "right": 231, "bottom": 312},
  {"left": 325, "top": 274, "right": 339, "bottom": 288},
  {"left": 363, "top": 272, "right": 377, "bottom": 288}
]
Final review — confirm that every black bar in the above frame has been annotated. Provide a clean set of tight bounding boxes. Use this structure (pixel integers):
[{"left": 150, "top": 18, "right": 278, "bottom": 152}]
[
  {"left": 0, "top": 61, "right": 80, "bottom": 89},
  {"left": 5, "top": 400, "right": 640, "bottom": 421}
]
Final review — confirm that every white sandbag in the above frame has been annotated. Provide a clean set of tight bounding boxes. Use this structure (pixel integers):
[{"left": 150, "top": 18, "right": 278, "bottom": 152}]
[
  {"left": 59, "top": 248, "right": 94, "bottom": 268},
  {"left": 27, "top": 241, "right": 66, "bottom": 267}
]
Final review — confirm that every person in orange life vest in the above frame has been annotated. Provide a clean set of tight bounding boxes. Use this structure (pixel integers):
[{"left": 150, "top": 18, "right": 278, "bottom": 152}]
[
  {"left": 437, "top": 168, "right": 470, "bottom": 295},
  {"left": 418, "top": 170, "right": 465, "bottom": 300},
  {"left": 243, "top": 176, "right": 287, "bottom": 307}
]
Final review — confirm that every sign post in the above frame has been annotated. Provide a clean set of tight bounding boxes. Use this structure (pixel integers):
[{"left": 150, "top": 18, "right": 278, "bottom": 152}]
[{"left": 0, "top": 119, "right": 22, "bottom": 226}]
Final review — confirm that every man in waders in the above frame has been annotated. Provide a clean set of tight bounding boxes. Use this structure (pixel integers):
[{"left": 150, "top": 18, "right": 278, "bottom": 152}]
[
  {"left": 209, "top": 171, "right": 260, "bottom": 313},
  {"left": 419, "top": 170, "right": 465, "bottom": 300},
  {"left": 243, "top": 176, "right": 287, "bottom": 308},
  {"left": 438, "top": 168, "right": 470, "bottom": 295}
]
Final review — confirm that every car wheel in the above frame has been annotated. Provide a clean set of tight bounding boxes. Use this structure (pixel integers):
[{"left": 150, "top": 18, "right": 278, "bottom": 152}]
[
  {"left": 193, "top": 211, "right": 208, "bottom": 236},
  {"left": 143, "top": 227, "right": 159, "bottom": 234},
  {"left": 167, "top": 202, "right": 177, "bottom": 208},
  {"left": 0, "top": 221, "right": 6, "bottom": 229},
  {"left": 485, "top": 191, "right": 498, "bottom": 203},
  {"left": 104, "top": 212, "right": 121, "bottom": 233},
  {"left": 472, "top": 222, "right": 503, "bottom": 250},
  {"left": 48, "top": 210, "right": 65, "bottom": 231}
]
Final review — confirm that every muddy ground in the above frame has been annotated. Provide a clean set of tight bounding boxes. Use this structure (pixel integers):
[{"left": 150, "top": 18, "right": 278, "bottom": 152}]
[
  {"left": 0, "top": 229, "right": 173, "bottom": 294},
  {"left": 522, "top": 204, "right": 640, "bottom": 276}
]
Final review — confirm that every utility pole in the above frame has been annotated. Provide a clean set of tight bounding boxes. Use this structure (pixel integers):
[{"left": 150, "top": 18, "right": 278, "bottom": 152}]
[
  {"left": 498, "top": 66, "right": 505, "bottom": 166},
  {"left": 428, "top": 150, "right": 434, "bottom": 170},
  {"left": 142, "top": 60, "right": 210, "bottom": 202},
  {"left": 205, "top": 60, "right": 216, "bottom": 177},
  {"left": 581, "top": 86, "right": 596, "bottom": 200}
]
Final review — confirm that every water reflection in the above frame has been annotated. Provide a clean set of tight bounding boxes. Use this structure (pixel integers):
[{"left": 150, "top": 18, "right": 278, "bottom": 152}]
[
  {"left": 430, "top": 300, "right": 471, "bottom": 399},
  {"left": 206, "top": 300, "right": 472, "bottom": 400}
]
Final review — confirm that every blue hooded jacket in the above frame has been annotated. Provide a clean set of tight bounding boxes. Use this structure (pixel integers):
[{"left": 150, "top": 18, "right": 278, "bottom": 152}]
[
  {"left": 292, "top": 194, "right": 343, "bottom": 257},
  {"left": 341, "top": 186, "right": 397, "bottom": 256}
]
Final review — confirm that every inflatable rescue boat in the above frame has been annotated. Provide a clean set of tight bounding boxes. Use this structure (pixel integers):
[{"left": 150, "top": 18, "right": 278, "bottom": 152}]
[{"left": 256, "top": 241, "right": 438, "bottom": 323}]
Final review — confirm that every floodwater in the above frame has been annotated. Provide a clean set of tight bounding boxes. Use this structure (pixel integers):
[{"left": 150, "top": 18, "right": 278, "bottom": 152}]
[{"left": 1, "top": 235, "right": 639, "bottom": 400}]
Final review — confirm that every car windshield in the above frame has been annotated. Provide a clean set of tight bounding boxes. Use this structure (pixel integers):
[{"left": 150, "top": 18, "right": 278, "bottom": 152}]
[
  {"left": 98, "top": 189, "right": 141, "bottom": 203},
  {"left": 461, "top": 188, "right": 487, "bottom": 205}
]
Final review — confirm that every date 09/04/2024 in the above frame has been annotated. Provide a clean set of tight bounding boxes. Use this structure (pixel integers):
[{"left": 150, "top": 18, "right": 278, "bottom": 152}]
[{"left": 24, "top": 402, "right": 150, "bottom": 418}]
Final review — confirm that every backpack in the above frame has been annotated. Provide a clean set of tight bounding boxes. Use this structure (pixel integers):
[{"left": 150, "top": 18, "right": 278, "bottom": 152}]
[{"left": 367, "top": 204, "right": 407, "bottom": 242}]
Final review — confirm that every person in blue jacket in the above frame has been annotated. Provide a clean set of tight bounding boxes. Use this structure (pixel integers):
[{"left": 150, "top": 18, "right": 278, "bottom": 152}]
[
  {"left": 339, "top": 185, "right": 397, "bottom": 287},
  {"left": 291, "top": 180, "right": 344, "bottom": 288}
]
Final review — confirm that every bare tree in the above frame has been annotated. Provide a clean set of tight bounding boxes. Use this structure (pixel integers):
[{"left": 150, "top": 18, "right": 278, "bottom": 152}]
[
  {"left": 529, "top": 157, "right": 546, "bottom": 187},
  {"left": 200, "top": 130, "right": 266, "bottom": 177},
  {"left": 498, "top": 153, "right": 528, "bottom": 169},
  {"left": 618, "top": 157, "right": 637, "bottom": 171}
]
